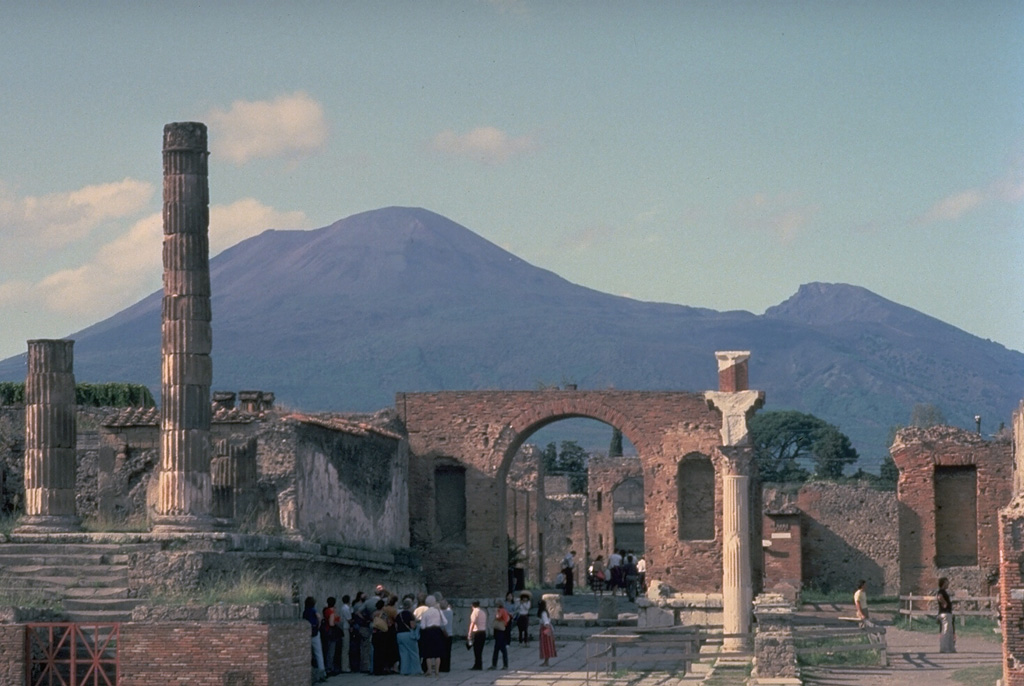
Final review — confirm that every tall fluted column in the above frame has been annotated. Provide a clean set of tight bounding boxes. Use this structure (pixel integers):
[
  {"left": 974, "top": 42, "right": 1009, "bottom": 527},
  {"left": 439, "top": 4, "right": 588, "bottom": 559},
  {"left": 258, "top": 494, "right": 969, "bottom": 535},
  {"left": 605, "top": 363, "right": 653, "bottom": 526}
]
[
  {"left": 17, "top": 339, "right": 80, "bottom": 532},
  {"left": 153, "top": 122, "right": 213, "bottom": 532},
  {"left": 722, "top": 473, "right": 752, "bottom": 650}
]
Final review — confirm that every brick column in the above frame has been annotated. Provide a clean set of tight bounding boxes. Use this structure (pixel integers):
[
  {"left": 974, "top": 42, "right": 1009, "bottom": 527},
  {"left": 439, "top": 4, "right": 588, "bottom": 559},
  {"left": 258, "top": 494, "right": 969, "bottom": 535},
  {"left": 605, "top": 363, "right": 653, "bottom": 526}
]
[
  {"left": 1000, "top": 402, "right": 1024, "bottom": 686},
  {"left": 17, "top": 339, "right": 80, "bottom": 532},
  {"left": 153, "top": 121, "right": 213, "bottom": 532}
]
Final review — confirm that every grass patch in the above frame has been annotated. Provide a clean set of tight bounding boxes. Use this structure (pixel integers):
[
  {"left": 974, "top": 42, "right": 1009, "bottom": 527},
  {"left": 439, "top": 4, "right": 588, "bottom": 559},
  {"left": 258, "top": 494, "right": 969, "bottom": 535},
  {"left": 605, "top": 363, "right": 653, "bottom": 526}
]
[
  {"left": 898, "top": 615, "right": 1000, "bottom": 641},
  {"left": 0, "top": 575, "right": 62, "bottom": 610},
  {"left": 797, "top": 635, "right": 885, "bottom": 667},
  {"left": 81, "top": 513, "right": 149, "bottom": 533},
  {"left": 143, "top": 570, "right": 290, "bottom": 606},
  {"left": 951, "top": 663, "right": 1001, "bottom": 685},
  {"left": 0, "top": 512, "right": 18, "bottom": 537},
  {"left": 703, "top": 662, "right": 752, "bottom": 686}
]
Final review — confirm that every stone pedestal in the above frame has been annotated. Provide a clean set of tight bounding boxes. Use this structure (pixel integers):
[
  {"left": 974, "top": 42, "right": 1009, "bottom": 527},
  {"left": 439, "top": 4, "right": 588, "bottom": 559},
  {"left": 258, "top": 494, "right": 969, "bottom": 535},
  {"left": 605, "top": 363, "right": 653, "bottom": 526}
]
[
  {"left": 153, "top": 122, "right": 213, "bottom": 532},
  {"left": 723, "top": 473, "right": 752, "bottom": 650},
  {"left": 597, "top": 595, "right": 618, "bottom": 621},
  {"left": 541, "top": 593, "right": 563, "bottom": 620},
  {"left": 752, "top": 593, "right": 798, "bottom": 679},
  {"left": 16, "top": 339, "right": 80, "bottom": 532}
]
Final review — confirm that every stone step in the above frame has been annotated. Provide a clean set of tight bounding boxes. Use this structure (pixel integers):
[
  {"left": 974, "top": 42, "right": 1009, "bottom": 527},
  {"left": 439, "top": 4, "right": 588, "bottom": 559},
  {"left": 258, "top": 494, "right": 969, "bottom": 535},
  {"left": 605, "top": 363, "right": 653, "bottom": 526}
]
[
  {"left": 63, "top": 597, "right": 139, "bottom": 612},
  {"left": 63, "top": 586, "right": 131, "bottom": 600},
  {"left": 0, "top": 553, "right": 108, "bottom": 566},
  {"left": 0, "top": 543, "right": 138, "bottom": 555},
  {"left": 9, "top": 574, "right": 128, "bottom": 589},
  {"left": 2, "top": 564, "right": 128, "bottom": 577}
]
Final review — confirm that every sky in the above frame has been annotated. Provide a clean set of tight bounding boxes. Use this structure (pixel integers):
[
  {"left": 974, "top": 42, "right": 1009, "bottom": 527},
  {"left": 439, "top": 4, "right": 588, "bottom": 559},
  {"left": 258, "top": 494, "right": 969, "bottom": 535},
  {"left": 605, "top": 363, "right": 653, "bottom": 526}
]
[{"left": 1, "top": 1, "right": 1022, "bottom": 362}]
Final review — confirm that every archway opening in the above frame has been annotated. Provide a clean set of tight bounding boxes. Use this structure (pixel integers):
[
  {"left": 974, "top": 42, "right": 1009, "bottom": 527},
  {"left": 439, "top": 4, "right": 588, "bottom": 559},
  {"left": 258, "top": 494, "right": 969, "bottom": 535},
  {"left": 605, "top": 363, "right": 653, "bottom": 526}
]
[{"left": 504, "top": 417, "right": 638, "bottom": 594}]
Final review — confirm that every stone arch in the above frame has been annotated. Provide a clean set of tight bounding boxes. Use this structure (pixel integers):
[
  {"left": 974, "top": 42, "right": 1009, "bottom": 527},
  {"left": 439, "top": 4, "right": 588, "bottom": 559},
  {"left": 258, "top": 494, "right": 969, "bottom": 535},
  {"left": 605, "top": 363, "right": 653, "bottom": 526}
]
[
  {"left": 496, "top": 396, "right": 654, "bottom": 480},
  {"left": 398, "top": 389, "right": 755, "bottom": 597}
]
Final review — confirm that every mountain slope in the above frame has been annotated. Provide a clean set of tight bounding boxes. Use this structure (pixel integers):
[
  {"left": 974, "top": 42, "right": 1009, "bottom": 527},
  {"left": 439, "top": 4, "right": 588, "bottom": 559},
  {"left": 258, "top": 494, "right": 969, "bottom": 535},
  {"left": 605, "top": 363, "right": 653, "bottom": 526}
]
[{"left": 1, "top": 207, "right": 1021, "bottom": 469}]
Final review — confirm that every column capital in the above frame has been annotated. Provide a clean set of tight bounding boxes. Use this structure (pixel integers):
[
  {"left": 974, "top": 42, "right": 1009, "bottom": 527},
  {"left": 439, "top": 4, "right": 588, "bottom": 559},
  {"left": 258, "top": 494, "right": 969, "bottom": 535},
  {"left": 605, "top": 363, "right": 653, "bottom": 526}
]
[{"left": 705, "top": 390, "right": 764, "bottom": 446}]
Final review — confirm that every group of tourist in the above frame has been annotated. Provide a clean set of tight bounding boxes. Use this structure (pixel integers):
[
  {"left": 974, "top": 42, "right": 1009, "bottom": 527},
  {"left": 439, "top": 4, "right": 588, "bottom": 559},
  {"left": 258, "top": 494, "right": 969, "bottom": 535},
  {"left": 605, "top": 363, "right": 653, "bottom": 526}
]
[
  {"left": 303, "top": 586, "right": 558, "bottom": 681},
  {"left": 586, "top": 549, "right": 646, "bottom": 599}
]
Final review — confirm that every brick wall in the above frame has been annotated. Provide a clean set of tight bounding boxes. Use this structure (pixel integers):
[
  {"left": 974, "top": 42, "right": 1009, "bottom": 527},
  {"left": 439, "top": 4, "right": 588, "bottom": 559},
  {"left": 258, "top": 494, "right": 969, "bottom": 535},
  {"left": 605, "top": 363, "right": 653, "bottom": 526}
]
[
  {"left": 399, "top": 389, "right": 756, "bottom": 596},
  {"left": 122, "top": 621, "right": 310, "bottom": 686},
  {"left": 1000, "top": 402, "right": 1024, "bottom": 686},
  {"left": 587, "top": 456, "right": 643, "bottom": 565},
  {"left": 0, "top": 625, "right": 23, "bottom": 686},
  {"left": 892, "top": 425, "right": 1012, "bottom": 595},
  {"left": 0, "top": 615, "right": 308, "bottom": 686}
]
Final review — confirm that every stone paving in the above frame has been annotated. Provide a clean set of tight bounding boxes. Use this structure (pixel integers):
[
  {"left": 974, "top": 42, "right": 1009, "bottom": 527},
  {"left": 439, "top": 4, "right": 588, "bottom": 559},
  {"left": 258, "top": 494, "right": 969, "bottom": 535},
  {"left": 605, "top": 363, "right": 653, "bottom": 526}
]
[
  {"left": 322, "top": 599, "right": 1004, "bottom": 686},
  {"left": 323, "top": 635, "right": 706, "bottom": 686}
]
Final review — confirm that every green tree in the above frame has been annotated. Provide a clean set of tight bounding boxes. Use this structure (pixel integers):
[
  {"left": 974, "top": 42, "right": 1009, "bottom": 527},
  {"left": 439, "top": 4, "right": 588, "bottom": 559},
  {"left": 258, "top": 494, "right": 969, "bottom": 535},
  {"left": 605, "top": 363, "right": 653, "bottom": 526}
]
[
  {"left": 541, "top": 443, "right": 558, "bottom": 473},
  {"left": 609, "top": 428, "right": 623, "bottom": 458},
  {"left": 878, "top": 455, "right": 899, "bottom": 489},
  {"left": 749, "top": 410, "right": 859, "bottom": 482}
]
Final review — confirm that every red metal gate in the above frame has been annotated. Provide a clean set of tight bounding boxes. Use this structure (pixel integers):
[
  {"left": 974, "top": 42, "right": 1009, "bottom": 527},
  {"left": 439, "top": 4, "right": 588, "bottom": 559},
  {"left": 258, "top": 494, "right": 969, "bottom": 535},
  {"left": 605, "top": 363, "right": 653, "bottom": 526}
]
[{"left": 25, "top": 623, "right": 119, "bottom": 686}]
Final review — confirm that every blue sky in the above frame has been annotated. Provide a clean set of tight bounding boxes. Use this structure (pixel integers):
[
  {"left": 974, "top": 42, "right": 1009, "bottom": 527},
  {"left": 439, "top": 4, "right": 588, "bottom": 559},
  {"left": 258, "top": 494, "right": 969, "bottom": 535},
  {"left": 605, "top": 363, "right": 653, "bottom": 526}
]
[{"left": 1, "top": 1, "right": 1022, "bottom": 361}]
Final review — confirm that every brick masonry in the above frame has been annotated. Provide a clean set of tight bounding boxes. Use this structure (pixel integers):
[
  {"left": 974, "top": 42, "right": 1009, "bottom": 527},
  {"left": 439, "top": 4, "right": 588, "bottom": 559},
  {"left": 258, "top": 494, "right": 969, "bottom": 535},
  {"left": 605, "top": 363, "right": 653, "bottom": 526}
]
[
  {"left": 398, "top": 389, "right": 762, "bottom": 597},
  {"left": 0, "top": 613, "right": 308, "bottom": 686},
  {"left": 999, "top": 401, "right": 1024, "bottom": 686},
  {"left": 892, "top": 425, "right": 1012, "bottom": 595}
]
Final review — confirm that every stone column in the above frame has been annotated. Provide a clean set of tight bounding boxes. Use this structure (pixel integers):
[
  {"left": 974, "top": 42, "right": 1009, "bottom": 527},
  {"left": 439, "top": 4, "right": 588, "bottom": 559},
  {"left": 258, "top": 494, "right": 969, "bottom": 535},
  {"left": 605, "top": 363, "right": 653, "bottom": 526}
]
[
  {"left": 723, "top": 473, "right": 752, "bottom": 650},
  {"left": 705, "top": 351, "right": 764, "bottom": 652},
  {"left": 153, "top": 122, "right": 213, "bottom": 532},
  {"left": 17, "top": 339, "right": 80, "bottom": 532}
]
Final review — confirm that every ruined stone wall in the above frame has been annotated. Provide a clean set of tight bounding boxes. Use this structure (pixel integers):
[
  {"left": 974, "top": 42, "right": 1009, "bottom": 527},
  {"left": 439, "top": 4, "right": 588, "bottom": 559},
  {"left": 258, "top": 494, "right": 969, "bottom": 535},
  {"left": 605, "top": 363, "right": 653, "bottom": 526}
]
[
  {"left": 506, "top": 445, "right": 542, "bottom": 585},
  {"left": 543, "top": 493, "right": 587, "bottom": 586},
  {"left": 588, "top": 457, "right": 643, "bottom": 562},
  {"left": 291, "top": 420, "right": 409, "bottom": 549},
  {"left": 763, "top": 482, "right": 899, "bottom": 595},
  {"left": 892, "top": 426, "right": 1012, "bottom": 595}
]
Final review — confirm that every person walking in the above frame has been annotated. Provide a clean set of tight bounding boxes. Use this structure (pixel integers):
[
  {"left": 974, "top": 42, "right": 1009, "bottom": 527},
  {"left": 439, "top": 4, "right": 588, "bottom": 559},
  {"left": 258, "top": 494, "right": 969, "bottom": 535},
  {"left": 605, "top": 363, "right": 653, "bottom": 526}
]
[
  {"left": 936, "top": 577, "right": 956, "bottom": 653},
  {"left": 853, "top": 580, "right": 869, "bottom": 624},
  {"left": 468, "top": 600, "right": 487, "bottom": 670},
  {"left": 538, "top": 599, "right": 556, "bottom": 667},
  {"left": 489, "top": 599, "right": 510, "bottom": 670}
]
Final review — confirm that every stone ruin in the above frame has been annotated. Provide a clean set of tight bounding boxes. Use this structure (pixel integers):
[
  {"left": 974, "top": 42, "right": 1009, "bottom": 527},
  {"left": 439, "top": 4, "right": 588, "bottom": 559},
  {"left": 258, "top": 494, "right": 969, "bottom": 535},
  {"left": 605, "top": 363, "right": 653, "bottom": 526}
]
[{"left": 0, "top": 121, "right": 1020, "bottom": 683}]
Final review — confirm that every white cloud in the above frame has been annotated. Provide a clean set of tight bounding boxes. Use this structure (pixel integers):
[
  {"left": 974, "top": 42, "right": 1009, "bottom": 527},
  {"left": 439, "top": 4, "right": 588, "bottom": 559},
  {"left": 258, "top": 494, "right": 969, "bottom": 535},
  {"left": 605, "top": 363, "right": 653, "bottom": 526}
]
[
  {"left": 0, "top": 178, "right": 153, "bottom": 246},
  {"left": 918, "top": 189, "right": 986, "bottom": 223},
  {"left": 6, "top": 199, "right": 307, "bottom": 318},
  {"left": 209, "top": 199, "right": 307, "bottom": 254},
  {"left": 207, "top": 92, "right": 328, "bottom": 165},
  {"left": 431, "top": 127, "right": 536, "bottom": 165},
  {"left": 561, "top": 224, "right": 613, "bottom": 252},
  {"left": 736, "top": 192, "right": 819, "bottom": 243}
]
